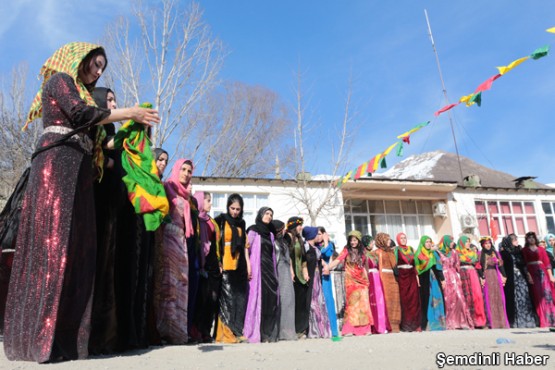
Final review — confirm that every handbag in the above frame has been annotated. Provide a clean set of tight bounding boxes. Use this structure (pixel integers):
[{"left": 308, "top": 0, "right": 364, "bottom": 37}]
[{"left": 0, "top": 126, "right": 91, "bottom": 254}]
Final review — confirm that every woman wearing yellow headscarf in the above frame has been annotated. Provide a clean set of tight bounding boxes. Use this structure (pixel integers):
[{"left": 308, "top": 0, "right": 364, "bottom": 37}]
[
  {"left": 455, "top": 235, "right": 487, "bottom": 328},
  {"left": 3, "top": 42, "right": 159, "bottom": 363}
]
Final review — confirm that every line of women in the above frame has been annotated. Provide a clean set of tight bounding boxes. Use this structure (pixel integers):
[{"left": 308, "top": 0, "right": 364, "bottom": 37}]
[
  {"left": 325, "top": 230, "right": 555, "bottom": 338},
  {"left": 3, "top": 42, "right": 555, "bottom": 365}
]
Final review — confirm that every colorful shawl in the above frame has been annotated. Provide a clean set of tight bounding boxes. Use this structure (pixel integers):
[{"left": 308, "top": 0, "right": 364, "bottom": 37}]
[
  {"left": 395, "top": 232, "right": 415, "bottom": 264},
  {"left": 24, "top": 42, "right": 107, "bottom": 178},
  {"left": 438, "top": 235, "right": 454, "bottom": 257},
  {"left": 456, "top": 235, "right": 478, "bottom": 264},
  {"left": 164, "top": 159, "right": 194, "bottom": 237},
  {"left": 113, "top": 104, "right": 169, "bottom": 231},
  {"left": 415, "top": 235, "right": 436, "bottom": 274}
]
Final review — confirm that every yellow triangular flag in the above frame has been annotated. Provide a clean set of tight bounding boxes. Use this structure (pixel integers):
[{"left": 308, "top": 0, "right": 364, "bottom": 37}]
[
  {"left": 496, "top": 56, "right": 529, "bottom": 75},
  {"left": 547, "top": 27, "right": 555, "bottom": 33}
]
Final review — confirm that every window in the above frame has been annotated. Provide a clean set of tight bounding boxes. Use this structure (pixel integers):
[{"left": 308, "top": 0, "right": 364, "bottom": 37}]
[
  {"left": 542, "top": 202, "right": 555, "bottom": 235},
  {"left": 475, "top": 200, "right": 538, "bottom": 237},
  {"left": 345, "top": 199, "right": 435, "bottom": 243},
  {"left": 210, "top": 193, "right": 269, "bottom": 227}
]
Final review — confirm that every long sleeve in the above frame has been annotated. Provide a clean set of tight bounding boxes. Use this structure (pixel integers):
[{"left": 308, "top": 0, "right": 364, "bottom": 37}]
[
  {"left": 431, "top": 264, "right": 444, "bottom": 282},
  {"left": 45, "top": 73, "right": 110, "bottom": 129}
]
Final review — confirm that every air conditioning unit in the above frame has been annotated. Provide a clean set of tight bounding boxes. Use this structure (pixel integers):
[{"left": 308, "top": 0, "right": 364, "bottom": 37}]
[
  {"left": 460, "top": 214, "right": 477, "bottom": 229},
  {"left": 432, "top": 201, "right": 447, "bottom": 218}
]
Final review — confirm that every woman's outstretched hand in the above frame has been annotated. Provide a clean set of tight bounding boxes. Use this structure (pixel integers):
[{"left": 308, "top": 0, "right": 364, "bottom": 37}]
[{"left": 131, "top": 104, "right": 160, "bottom": 126}]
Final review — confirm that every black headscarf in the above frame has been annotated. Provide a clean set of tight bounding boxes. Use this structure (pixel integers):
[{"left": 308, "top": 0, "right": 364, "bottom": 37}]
[
  {"left": 93, "top": 87, "right": 116, "bottom": 136},
  {"left": 272, "top": 219, "right": 285, "bottom": 237},
  {"left": 215, "top": 193, "right": 246, "bottom": 256},
  {"left": 248, "top": 207, "right": 274, "bottom": 238},
  {"left": 500, "top": 234, "right": 519, "bottom": 255}
]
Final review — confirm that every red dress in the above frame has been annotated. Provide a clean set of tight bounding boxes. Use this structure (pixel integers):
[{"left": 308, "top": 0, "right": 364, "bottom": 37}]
[{"left": 521, "top": 246, "right": 555, "bottom": 327}]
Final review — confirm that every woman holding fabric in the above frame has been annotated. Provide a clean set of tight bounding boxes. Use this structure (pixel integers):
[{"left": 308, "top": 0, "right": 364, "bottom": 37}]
[
  {"left": 215, "top": 194, "right": 251, "bottom": 343},
  {"left": 395, "top": 232, "right": 421, "bottom": 332},
  {"left": 244, "top": 207, "right": 279, "bottom": 343},
  {"left": 415, "top": 236, "right": 446, "bottom": 331},
  {"left": 3, "top": 42, "right": 158, "bottom": 363},
  {"left": 499, "top": 234, "right": 536, "bottom": 328},
  {"left": 436, "top": 235, "right": 473, "bottom": 330},
  {"left": 478, "top": 236, "right": 509, "bottom": 329}
]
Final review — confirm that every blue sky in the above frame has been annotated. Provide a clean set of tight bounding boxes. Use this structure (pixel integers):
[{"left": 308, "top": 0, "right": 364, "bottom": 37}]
[{"left": 2, "top": 1, "right": 555, "bottom": 183}]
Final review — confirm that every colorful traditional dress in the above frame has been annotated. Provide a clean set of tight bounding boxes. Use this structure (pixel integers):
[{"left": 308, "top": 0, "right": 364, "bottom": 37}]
[
  {"left": 365, "top": 249, "right": 390, "bottom": 334},
  {"left": 320, "top": 241, "right": 339, "bottom": 337},
  {"left": 395, "top": 233, "right": 421, "bottom": 332},
  {"left": 499, "top": 235, "right": 536, "bottom": 328},
  {"left": 214, "top": 215, "right": 249, "bottom": 343},
  {"left": 155, "top": 160, "right": 194, "bottom": 344},
  {"left": 4, "top": 43, "right": 111, "bottom": 363},
  {"left": 415, "top": 236, "right": 445, "bottom": 331},
  {"left": 456, "top": 236, "right": 487, "bottom": 328},
  {"left": 522, "top": 245, "right": 555, "bottom": 327},
  {"left": 244, "top": 207, "right": 280, "bottom": 343},
  {"left": 374, "top": 233, "right": 401, "bottom": 332},
  {"left": 336, "top": 247, "right": 373, "bottom": 336},
  {"left": 437, "top": 236, "right": 473, "bottom": 330},
  {"left": 479, "top": 240, "right": 509, "bottom": 329},
  {"left": 306, "top": 242, "right": 331, "bottom": 338}
]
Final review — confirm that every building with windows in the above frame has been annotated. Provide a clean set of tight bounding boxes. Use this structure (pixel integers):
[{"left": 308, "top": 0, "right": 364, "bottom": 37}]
[{"left": 193, "top": 151, "right": 555, "bottom": 249}]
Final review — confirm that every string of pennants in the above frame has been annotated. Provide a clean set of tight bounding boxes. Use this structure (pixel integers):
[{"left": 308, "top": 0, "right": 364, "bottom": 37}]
[{"left": 335, "top": 27, "right": 555, "bottom": 188}]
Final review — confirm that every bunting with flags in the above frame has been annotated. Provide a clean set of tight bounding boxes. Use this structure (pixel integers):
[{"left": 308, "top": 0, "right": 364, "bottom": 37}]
[{"left": 334, "top": 39, "right": 552, "bottom": 187}]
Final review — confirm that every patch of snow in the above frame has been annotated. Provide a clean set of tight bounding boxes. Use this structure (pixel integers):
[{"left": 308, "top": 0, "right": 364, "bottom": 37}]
[
  {"left": 376, "top": 151, "right": 444, "bottom": 180},
  {"left": 312, "top": 174, "right": 338, "bottom": 181}
]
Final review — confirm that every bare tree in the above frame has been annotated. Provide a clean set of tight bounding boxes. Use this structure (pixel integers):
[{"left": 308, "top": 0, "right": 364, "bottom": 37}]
[
  {"left": 187, "top": 81, "right": 294, "bottom": 177},
  {"left": 0, "top": 64, "right": 41, "bottom": 205},
  {"left": 288, "top": 69, "right": 354, "bottom": 224},
  {"left": 103, "top": 0, "right": 225, "bottom": 152}
]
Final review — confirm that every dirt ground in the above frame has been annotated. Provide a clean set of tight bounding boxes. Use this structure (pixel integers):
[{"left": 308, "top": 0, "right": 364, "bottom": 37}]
[{"left": 0, "top": 328, "right": 554, "bottom": 370}]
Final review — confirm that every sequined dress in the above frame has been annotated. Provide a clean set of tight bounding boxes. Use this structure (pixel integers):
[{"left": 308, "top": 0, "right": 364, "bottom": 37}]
[{"left": 3, "top": 73, "right": 110, "bottom": 362}]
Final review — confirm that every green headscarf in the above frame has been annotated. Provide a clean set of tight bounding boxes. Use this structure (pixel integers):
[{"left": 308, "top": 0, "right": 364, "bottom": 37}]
[{"left": 415, "top": 235, "right": 436, "bottom": 275}]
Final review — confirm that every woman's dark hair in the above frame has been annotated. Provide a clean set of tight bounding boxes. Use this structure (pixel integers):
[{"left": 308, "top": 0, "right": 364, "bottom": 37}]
[
  {"left": 80, "top": 47, "right": 108, "bottom": 90},
  {"left": 525, "top": 231, "right": 539, "bottom": 248},
  {"left": 153, "top": 148, "right": 168, "bottom": 161},
  {"left": 318, "top": 226, "right": 326, "bottom": 234},
  {"left": 203, "top": 192, "right": 211, "bottom": 199},
  {"left": 227, "top": 193, "right": 244, "bottom": 219}
]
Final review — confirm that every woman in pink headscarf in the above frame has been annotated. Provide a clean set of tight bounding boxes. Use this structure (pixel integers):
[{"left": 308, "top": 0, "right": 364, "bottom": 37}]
[
  {"left": 155, "top": 159, "right": 194, "bottom": 344},
  {"left": 395, "top": 232, "right": 421, "bottom": 332}
]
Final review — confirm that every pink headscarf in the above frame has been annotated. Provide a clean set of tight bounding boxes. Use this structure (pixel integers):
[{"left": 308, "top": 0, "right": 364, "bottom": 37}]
[
  {"left": 193, "top": 191, "right": 214, "bottom": 266},
  {"left": 164, "top": 159, "right": 194, "bottom": 238}
]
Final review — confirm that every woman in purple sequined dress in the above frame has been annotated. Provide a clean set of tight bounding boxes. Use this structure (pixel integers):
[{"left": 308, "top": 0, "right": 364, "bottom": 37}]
[{"left": 3, "top": 42, "right": 158, "bottom": 363}]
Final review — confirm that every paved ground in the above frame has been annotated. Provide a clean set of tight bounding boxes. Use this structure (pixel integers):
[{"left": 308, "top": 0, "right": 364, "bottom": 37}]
[{"left": 0, "top": 328, "right": 554, "bottom": 369}]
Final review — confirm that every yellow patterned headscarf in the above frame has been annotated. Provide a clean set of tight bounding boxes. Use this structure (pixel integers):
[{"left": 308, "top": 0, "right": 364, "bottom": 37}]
[{"left": 24, "top": 42, "right": 107, "bottom": 178}]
